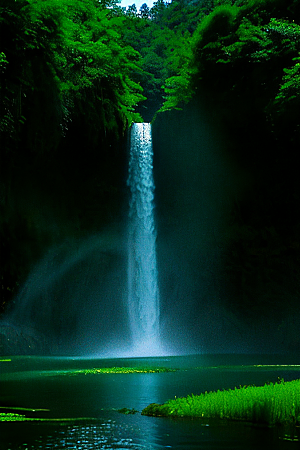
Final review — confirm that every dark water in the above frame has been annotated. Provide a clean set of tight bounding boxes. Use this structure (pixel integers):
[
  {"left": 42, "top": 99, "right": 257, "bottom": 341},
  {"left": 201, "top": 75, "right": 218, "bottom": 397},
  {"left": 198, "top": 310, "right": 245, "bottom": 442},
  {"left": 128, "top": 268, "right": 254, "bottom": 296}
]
[{"left": 1, "top": 354, "right": 299, "bottom": 449}]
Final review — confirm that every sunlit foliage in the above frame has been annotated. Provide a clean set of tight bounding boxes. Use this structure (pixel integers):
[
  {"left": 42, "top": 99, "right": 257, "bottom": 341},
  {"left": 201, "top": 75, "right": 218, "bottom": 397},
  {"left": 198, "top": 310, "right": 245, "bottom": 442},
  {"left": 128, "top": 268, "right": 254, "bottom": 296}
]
[{"left": 0, "top": 0, "right": 145, "bottom": 155}]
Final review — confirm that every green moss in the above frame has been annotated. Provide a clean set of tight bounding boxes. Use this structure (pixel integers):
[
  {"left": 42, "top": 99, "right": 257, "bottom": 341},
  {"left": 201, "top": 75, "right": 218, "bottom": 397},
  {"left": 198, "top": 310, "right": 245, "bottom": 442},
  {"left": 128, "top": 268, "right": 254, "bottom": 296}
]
[{"left": 142, "top": 379, "right": 300, "bottom": 425}]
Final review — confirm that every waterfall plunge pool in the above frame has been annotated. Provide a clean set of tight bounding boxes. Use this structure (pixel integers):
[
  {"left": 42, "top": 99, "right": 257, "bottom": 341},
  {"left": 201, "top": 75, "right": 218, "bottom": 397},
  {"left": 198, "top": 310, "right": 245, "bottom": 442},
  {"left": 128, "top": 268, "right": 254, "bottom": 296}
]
[{"left": 1, "top": 354, "right": 299, "bottom": 449}]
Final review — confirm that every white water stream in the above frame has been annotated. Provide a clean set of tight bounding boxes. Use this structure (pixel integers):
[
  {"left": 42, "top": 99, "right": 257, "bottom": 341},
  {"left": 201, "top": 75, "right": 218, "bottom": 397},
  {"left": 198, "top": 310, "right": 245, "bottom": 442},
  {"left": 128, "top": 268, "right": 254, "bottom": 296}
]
[{"left": 127, "top": 123, "right": 161, "bottom": 355}]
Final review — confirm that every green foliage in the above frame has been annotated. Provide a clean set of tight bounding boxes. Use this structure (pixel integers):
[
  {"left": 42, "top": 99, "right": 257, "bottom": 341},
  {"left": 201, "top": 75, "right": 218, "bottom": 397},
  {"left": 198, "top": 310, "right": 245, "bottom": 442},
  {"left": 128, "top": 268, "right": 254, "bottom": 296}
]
[
  {"left": 142, "top": 378, "right": 300, "bottom": 425},
  {"left": 0, "top": 0, "right": 146, "bottom": 314},
  {"left": 0, "top": 52, "right": 8, "bottom": 69},
  {"left": 159, "top": 0, "right": 300, "bottom": 121},
  {"left": 0, "top": 0, "right": 145, "bottom": 154},
  {"left": 126, "top": 3, "right": 138, "bottom": 18},
  {"left": 269, "top": 55, "right": 300, "bottom": 140},
  {"left": 139, "top": 3, "right": 150, "bottom": 19},
  {"left": 45, "top": 0, "right": 144, "bottom": 131},
  {"left": 0, "top": 0, "right": 57, "bottom": 149},
  {"left": 193, "top": 4, "right": 239, "bottom": 49},
  {"left": 159, "top": 72, "right": 193, "bottom": 112},
  {"left": 275, "top": 58, "right": 300, "bottom": 105},
  {"left": 2, "top": 0, "right": 300, "bottom": 322},
  {"left": 221, "top": 18, "right": 273, "bottom": 63},
  {"left": 121, "top": 5, "right": 195, "bottom": 119},
  {"left": 157, "top": 3, "right": 240, "bottom": 111},
  {"left": 237, "top": 0, "right": 289, "bottom": 19}
]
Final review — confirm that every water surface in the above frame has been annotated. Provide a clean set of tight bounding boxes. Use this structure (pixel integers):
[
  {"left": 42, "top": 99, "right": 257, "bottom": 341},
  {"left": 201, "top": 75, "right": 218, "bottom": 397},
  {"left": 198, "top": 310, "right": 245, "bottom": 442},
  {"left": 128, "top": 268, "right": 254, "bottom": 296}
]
[{"left": 1, "top": 354, "right": 299, "bottom": 449}]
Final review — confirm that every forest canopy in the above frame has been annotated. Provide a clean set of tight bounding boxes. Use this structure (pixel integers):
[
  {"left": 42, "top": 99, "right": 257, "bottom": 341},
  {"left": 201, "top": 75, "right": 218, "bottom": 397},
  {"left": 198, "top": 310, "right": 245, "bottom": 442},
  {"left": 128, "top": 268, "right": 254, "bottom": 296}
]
[{"left": 4, "top": 0, "right": 300, "bottom": 154}]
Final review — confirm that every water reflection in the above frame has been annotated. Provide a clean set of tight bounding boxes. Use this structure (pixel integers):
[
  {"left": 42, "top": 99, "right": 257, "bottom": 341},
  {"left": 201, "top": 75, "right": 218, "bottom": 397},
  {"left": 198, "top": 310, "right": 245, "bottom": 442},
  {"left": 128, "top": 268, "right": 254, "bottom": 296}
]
[
  {"left": 4, "top": 369, "right": 164, "bottom": 450},
  {"left": 35, "top": 421, "right": 154, "bottom": 449},
  {"left": 3, "top": 418, "right": 165, "bottom": 450},
  {"left": 2, "top": 354, "right": 300, "bottom": 450}
]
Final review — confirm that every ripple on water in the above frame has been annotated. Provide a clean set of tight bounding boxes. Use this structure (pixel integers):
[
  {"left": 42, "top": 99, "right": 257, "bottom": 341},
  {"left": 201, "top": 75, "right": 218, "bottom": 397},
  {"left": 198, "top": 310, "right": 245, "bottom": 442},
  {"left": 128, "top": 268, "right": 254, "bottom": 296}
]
[{"left": 6, "top": 420, "right": 157, "bottom": 450}]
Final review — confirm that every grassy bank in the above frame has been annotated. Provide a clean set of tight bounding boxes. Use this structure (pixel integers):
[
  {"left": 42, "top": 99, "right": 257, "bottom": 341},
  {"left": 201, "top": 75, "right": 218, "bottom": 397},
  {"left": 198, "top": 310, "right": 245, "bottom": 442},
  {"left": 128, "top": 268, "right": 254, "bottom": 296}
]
[{"left": 142, "top": 379, "right": 300, "bottom": 425}]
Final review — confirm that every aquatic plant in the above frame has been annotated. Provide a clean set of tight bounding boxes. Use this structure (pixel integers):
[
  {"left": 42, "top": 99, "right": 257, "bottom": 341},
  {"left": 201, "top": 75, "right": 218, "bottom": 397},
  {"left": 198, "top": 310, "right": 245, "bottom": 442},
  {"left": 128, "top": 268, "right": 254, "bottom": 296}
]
[
  {"left": 0, "top": 412, "right": 100, "bottom": 422},
  {"left": 57, "top": 366, "right": 177, "bottom": 376},
  {"left": 117, "top": 407, "right": 139, "bottom": 414},
  {"left": 142, "top": 378, "right": 300, "bottom": 425},
  {"left": 0, "top": 413, "right": 29, "bottom": 422}
]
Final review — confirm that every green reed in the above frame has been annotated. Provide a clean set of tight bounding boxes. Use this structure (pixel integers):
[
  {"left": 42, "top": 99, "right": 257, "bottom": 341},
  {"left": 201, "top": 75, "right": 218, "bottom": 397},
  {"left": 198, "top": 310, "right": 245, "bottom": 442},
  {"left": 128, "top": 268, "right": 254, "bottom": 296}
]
[{"left": 142, "top": 379, "right": 300, "bottom": 425}]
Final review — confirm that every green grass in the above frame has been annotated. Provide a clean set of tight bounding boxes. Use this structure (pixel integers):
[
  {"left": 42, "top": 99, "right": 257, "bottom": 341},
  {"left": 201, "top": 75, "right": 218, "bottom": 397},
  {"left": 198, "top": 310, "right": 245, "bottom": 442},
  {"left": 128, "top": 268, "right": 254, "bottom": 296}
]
[{"left": 142, "top": 379, "right": 300, "bottom": 425}]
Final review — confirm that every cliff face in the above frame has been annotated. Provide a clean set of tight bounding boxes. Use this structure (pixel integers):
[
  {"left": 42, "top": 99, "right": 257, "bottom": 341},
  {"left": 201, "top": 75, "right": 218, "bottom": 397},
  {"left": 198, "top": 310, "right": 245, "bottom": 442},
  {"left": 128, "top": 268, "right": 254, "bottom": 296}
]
[
  {"left": 0, "top": 128, "right": 128, "bottom": 318},
  {"left": 152, "top": 98, "right": 300, "bottom": 354}
]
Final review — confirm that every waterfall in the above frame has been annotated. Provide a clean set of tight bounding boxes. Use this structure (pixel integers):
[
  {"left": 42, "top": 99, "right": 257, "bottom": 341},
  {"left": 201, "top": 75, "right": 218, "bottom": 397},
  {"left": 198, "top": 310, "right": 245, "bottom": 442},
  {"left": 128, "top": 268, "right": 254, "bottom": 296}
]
[{"left": 127, "top": 123, "right": 161, "bottom": 356}]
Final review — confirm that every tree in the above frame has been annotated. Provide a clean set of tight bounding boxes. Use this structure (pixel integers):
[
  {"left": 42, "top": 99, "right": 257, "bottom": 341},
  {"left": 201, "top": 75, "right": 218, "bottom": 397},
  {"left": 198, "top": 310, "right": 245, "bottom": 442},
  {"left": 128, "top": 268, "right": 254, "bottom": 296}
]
[
  {"left": 0, "top": 0, "right": 147, "bottom": 313},
  {"left": 150, "top": 0, "right": 167, "bottom": 23},
  {"left": 139, "top": 3, "right": 150, "bottom": 19},
  {"left": 127, "top": 4, "right": 138, "bottom": 17}
]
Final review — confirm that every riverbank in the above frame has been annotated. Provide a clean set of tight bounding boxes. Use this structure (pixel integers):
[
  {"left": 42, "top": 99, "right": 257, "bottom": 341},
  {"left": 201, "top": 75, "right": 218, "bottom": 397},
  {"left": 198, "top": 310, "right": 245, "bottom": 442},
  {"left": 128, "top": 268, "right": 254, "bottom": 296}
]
[{"left": 142, "top": 378, "right": 300, "bottom": 425}]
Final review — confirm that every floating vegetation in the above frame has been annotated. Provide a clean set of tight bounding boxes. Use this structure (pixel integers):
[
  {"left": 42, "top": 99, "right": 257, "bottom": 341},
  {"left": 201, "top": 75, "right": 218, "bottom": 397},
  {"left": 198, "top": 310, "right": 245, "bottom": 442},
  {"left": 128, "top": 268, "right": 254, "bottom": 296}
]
[
  {"left": 0, "top": 407, "right": 49, "bottom": 412},
  {"left": 142, "top": 379, "right": 300, "bottom": 426},
  {"left": 0, "top": 412, "right": 98, "bottom": 423},
  {"left": 116, "top": 407, "right": 139, "bottom": 415},
  {"left": 57, "top": 367, "right": 178, "bottom": 376},
  {"left": 254, "top": 365, "right": 300, "bottom": 368},
  {"left": 195, "top": 364, "right": 300, "bottom": 371},
  {"left": 0, "top": 413, "right": 29, "bottom": 422},
  {"left": 0, "top": 365, "right": 179, "bottom": 382}
]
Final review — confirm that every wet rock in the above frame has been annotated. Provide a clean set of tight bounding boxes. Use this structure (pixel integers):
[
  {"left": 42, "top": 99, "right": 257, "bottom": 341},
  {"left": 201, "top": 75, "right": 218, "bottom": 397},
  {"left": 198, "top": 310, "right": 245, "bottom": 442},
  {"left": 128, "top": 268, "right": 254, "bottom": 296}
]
[{"left": 0, "top": 323, "right": 51, "bottom": 356}]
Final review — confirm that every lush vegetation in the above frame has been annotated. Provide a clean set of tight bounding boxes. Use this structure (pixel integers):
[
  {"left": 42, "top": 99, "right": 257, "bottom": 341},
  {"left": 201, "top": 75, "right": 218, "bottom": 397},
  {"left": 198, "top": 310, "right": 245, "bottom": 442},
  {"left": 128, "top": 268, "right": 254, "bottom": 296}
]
[
  {"left": 2, "top": 0, "right": 300, "bottom": 351},
  {"left": 142, "top": 378, "right": 300, "bottom": 425},
  {"left": 0, "top": 0, "right": 212, "bottom": 315},
  {"left": 155, "top": 0, "right": 300, "bottom": 339},
  {"left": 0, "top": 0, "right": 143, "bottom": 313},
  {"left": 161, "top": 0, "right": 300, "bottom": 143}
]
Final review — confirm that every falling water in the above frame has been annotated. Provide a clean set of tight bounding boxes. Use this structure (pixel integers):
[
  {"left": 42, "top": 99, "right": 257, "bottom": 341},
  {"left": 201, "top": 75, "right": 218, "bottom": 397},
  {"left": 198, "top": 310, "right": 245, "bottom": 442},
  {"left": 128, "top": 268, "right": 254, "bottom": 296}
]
[{"left": 127, "top": 123, "right": 161, "bottom": 355}]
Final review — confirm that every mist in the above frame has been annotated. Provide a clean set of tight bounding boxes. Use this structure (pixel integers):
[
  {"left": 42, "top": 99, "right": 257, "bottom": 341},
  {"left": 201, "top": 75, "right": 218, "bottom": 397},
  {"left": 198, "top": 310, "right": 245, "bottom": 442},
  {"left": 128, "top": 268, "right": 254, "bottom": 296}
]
[
  {"left": 152, "top": 99, "right": 291, "bottom": 355},
  {"left": 0, "top": 99, "right": 297, "bottom": 357}
]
